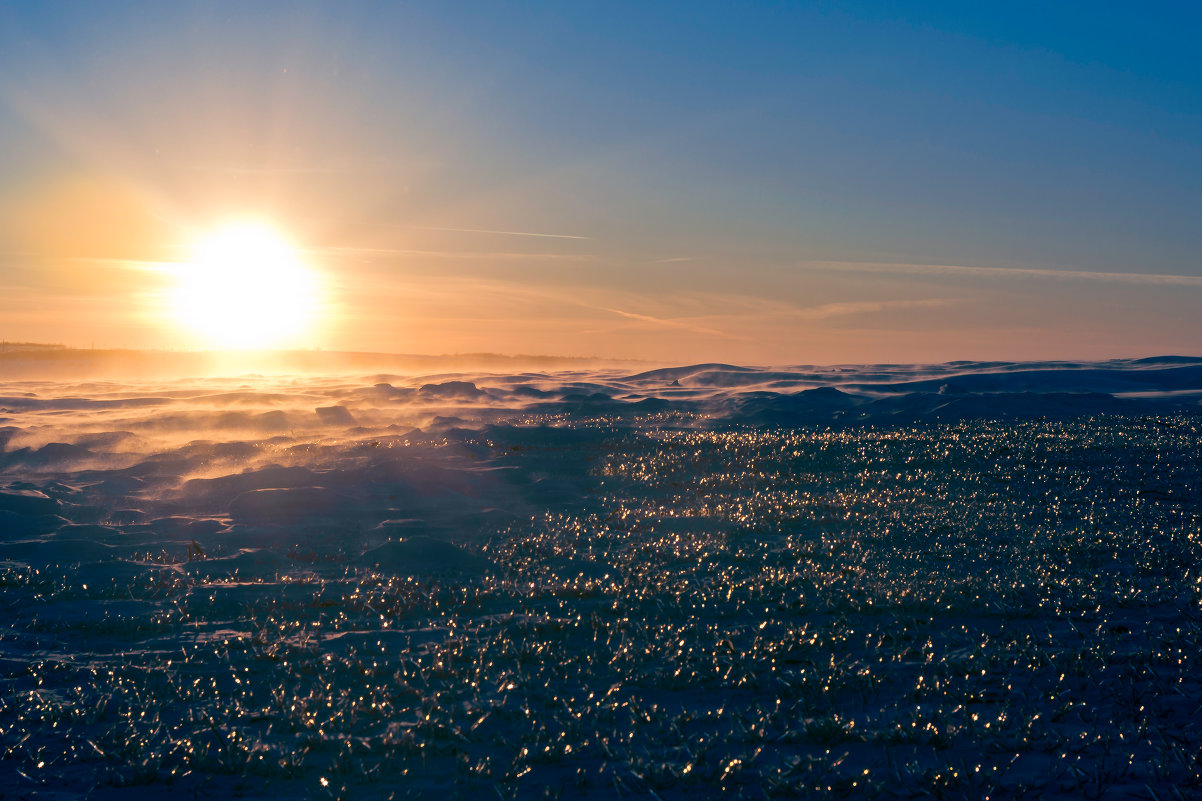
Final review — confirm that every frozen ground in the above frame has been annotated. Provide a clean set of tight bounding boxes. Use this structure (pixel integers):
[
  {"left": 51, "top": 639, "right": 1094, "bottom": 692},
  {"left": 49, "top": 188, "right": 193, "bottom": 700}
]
[{"left": 1, "top": 356, "right": 1201, "bottom": 799}]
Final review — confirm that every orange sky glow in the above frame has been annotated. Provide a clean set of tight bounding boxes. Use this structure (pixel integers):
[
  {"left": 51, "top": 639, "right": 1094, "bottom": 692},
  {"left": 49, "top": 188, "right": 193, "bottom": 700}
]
[{"left": 2, "top": 5, "right": 1201, "bottom": 366}]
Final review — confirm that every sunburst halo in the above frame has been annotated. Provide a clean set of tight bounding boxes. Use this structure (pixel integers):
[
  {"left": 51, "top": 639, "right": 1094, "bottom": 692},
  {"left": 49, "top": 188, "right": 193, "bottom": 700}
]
[{"left": 167, "top": 222, "right": 320, "bottom": 350}]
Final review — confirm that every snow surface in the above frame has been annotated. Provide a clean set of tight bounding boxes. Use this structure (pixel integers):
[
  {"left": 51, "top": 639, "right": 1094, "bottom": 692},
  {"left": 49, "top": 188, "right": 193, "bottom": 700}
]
[{"left": 1, "top": 357, "right": 1201, "bottom": 798}]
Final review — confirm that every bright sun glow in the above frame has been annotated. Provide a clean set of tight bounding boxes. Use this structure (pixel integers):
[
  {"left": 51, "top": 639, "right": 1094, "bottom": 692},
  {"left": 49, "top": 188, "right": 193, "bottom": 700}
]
[{"left": 169, "top": 222, "right": 320, "bottom": 349}]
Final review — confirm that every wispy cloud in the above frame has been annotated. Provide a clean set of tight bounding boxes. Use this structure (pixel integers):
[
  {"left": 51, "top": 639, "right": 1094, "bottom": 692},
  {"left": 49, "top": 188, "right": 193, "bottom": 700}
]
[
  {"left": 64, "top": 257, "right": 179, "bottom": 273},
  {"left": 598, "top": 307, "right": 742, "bottom": 338},
  {"left": 649, "top": 256, "right": 695, "bottom": 264},
  {"left": 315, "top": 245, "right": 595, "bottom": 263},
  {"left": 171, "top": 160, "right": 442, "bottom": 175},
  {"left": 419, "top": 226, "right": 591, "bottom": 241},
  {"left": 807, "top": 260, "right": 1202, "bottom": 287},
  {"left": 794, "top": 298, "right": 961, "bottom": 319},
  {"left": 346, "top": 273, "right": 750, "bottom": 339}
]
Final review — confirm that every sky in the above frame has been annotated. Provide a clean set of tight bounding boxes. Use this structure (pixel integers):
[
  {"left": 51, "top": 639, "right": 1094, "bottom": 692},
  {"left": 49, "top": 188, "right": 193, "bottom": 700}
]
[{"left": 1, "top": 1, "right": 1200, "bottom": 365}]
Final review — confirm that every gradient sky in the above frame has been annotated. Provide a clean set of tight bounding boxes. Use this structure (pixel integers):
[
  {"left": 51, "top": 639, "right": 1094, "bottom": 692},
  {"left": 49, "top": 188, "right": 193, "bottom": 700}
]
[{"left": 1, "top": 2, "right": 1200, "bottom": 364}]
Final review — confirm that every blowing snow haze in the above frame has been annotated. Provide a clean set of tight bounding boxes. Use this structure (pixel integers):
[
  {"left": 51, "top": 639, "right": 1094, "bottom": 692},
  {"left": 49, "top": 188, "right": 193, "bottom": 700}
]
[{"left": 3, "top": 357, "right": 1202, "bottom": 797}]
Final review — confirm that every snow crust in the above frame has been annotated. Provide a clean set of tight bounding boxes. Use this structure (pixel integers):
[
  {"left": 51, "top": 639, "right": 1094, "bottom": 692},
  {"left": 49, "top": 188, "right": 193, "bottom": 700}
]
[{"left": 1, "top": 357, "right": 1200, "bottom": 798}]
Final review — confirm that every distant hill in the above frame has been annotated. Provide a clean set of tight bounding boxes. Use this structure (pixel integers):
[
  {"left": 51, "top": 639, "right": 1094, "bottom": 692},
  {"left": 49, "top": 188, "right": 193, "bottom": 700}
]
[{"left": 0, "top": 344, "right": 641, "bottom": 378}]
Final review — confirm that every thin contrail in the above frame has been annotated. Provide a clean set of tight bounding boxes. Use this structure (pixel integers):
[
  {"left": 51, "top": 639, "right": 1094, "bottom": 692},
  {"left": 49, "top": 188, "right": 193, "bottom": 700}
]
[
  {"left": 316, "top": 246, "right": 592, "bottom": 261},
  {"left": 601, "top": 307, "right": 737, "bottom": 338},
  {"left": 421, "top": 226, "right": 591, "bottom": 240},
  {"left": 807, "top": 260, "right": 1202, "bottom": 287}
]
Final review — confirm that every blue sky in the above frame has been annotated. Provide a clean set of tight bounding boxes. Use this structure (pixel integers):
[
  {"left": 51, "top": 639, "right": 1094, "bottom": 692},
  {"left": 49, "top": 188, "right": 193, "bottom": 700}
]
[{"left": 1, "top": 2, "right": 1200, "bottom": 362}]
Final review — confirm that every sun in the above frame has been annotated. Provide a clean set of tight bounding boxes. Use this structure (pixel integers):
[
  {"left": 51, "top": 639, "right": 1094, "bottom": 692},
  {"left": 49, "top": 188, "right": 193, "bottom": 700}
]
[{"left": 168, "top": 222, "right": 321, "bottom": 350}]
